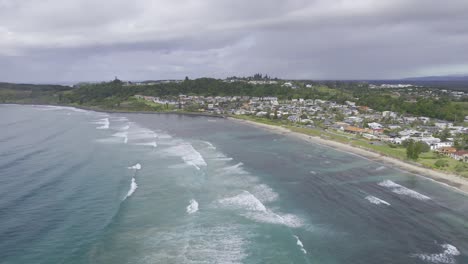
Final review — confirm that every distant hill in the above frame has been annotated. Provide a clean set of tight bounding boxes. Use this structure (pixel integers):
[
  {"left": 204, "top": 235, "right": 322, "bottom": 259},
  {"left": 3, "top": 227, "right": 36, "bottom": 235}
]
[
  {"left": 403, "top": 74, "right": 468, "bottom": 81},
  {"left": 0, "top": 82, "right": 73, "bottom": 92}
]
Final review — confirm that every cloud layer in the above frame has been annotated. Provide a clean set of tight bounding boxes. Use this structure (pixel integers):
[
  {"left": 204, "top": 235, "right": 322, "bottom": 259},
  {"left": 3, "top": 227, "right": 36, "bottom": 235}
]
[{"left": 1, "top": 0, "right": 468, "bottom": 82}]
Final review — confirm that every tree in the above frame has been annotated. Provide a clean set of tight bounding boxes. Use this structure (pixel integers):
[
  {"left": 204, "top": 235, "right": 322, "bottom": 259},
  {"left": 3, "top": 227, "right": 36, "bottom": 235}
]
[
  {"left": 405, "top": 139, "right": 422, "bottom": 160},
  {"left": 436, "top": 128, "right": 451, "bottom": 141},
  {"left": 416, "top": 141, "right": 430, "bottom": 153}
]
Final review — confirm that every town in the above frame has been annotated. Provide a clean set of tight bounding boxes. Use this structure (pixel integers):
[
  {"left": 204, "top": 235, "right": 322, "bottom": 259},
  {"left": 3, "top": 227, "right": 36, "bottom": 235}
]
[{"left": 134, "top": 84, "right": 468, "bottom": 169}]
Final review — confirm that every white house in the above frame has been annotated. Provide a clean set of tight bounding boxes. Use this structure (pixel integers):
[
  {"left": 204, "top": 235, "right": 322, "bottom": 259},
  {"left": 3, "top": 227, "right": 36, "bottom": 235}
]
[
  {"left": 435, "top": 122, "right": 453, "bottom": 129},
  {"left": 382, "top": 111, "right": 398, "bottom": 118},
  {"left": 368, "top": 122, "right": 383, "bottom": 130},
  {"left": 430, "top": 141, "right": 453, "bottom": 150}
]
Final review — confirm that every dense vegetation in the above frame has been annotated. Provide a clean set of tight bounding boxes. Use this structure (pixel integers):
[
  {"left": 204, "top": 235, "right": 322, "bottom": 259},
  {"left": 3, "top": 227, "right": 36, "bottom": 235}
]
[{"left": 0, "top": 79, "right": 467, "bottom": 120}]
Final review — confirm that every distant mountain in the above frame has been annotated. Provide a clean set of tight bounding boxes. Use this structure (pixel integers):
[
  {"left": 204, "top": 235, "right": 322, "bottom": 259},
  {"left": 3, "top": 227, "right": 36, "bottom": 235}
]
[{"left": 403, "top": 74, "right": 468, "bottom": 81}]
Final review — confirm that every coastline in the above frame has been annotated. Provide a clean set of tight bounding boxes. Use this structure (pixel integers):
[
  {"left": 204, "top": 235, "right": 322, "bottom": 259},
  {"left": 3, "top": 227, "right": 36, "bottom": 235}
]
[
  {"left": 3, "top": 103, "right": 467, "bottom": 194},
  {"left": 1, "top": 103, "right": 226, "bottom": 118},
  {"left": 229, "top": 117, "right": 468, "bottom": 194}
]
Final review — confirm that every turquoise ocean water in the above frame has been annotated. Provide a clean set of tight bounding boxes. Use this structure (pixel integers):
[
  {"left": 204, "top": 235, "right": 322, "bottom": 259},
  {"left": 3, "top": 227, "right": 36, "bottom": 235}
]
[{"left": 0, "top": 104, "right": 467, "bottom": 264}]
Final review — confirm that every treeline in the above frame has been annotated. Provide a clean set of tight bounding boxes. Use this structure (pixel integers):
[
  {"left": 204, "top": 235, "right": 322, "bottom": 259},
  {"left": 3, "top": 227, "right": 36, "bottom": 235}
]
[
  {"left": 0, "top": 82, "right": 72, "bottom": 92},
  {"left": 357, "top": 93, "right": 466, "bottom": 122},
  {"left": 0, "top": 82, "right": 73, "bottom": 104},
  {"left": 62, "top": 78, "right": 354, "bottom": 103}
]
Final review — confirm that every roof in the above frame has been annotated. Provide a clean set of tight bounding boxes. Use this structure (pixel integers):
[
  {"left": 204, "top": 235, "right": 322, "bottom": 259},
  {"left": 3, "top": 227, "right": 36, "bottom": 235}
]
[{"left": 345, "top": 126, "right": 367, "bottom": 133}]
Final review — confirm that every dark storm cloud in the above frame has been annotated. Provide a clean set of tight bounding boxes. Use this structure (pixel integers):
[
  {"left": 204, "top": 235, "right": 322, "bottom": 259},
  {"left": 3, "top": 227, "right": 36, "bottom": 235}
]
[{"left": 1, "top": 0, "right": 468, "bottom": 82}]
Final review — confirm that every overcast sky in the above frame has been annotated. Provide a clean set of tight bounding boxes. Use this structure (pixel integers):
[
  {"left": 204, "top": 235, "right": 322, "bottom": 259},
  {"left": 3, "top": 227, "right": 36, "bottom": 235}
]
[{"left": 1, "top": 0, "right": 468, "bottom": 83}]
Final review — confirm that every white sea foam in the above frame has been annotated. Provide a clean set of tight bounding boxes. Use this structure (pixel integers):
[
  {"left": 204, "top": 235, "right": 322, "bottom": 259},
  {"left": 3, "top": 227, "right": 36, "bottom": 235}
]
[
  {"left": 309, "top": 170, "right": 317, "bottom": 175},
  {"left": 95, "top": 118, "right": 110, "bottom": 129},
  {"left": 120, "top": 125, "right": 130, "bottom": 130},
  {"left": 252, "top": 184, "right": 279, "bottom": 203},
  {"left": 112, "top": 131, "right": 128, "bottom": 143},
  {"left": 293, "top": 235, "right": 307, "bottom": 254},
  {"left": 219, "top": 191, "right": 267, "bottom": 212},
  {"left": 244, "top": 212, "right": 304, "bottom": 228},
  {"left": 213, "top": 157, "right": 234, "bottom": 161},
  {"left": 203, "top": 141, "right": 216, "bottom": 149},
  {"left": 164, "top": 144, "right": 207, "bottom": 170},
  {"left": 128, "top": 163, "right": 142, "bottom": 170},
  {"left": 129, "top": 129, "right": 158, "bottom": 140},
  {"left": 111, "top": 117, "right": 128, "bottom": 122},
  {"left": 376, "top": 166, "right": 386, "bottom": 171},
  {"left": 157, "top": 134, "right": 172, "bottom": 139},
  {"left": 413, "top": 244, "right": 460, "bottom": 264},
  {"left": 220, "top": 162, "right": 247, "bottom": 175},
  {"left": 186, "top": 199, "right": 199, "bottom": 214},
  {"left": 37, "top": 105, "right": 90, "bottom": 113},
  {"left": 149, "top": 224, "right": 247, "bottom": 263},
  {"left": 365, "top": 195, "right": 390, "bottom": 206},
  {"left": 136, "top": 141, "right": 157, "bottom": 148},
  {"left": 379, "top": 180, "right": 431, "bottom": 200},
  {"left": 218, "top": 191, "right": 303, "bottom": 228},
  {"left": 124, "top": 177, "right": 138, "bottom": 199}
]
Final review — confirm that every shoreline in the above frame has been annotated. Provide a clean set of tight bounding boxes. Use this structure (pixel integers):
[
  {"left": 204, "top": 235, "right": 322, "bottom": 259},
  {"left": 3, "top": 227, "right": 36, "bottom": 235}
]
[
  {"left": 229, "top": 117, "right": 468, "bottom": 195},
  {"left": 1, "top": 103, "right": 226, "bottom": 118},
  {"left": 4, "top": 103, "right": 467, "bottom": 194}
]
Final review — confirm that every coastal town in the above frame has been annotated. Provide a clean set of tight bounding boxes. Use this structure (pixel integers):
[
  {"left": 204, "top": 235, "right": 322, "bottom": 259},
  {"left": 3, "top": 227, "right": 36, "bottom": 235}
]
[{"left": 134, "top": 81, "right": 468, "bottom": 167}]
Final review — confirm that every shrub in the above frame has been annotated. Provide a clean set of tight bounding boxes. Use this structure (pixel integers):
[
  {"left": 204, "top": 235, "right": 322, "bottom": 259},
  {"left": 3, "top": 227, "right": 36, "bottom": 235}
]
[{"left": 434, "top": 159, "right": 449, "bottom": 168}]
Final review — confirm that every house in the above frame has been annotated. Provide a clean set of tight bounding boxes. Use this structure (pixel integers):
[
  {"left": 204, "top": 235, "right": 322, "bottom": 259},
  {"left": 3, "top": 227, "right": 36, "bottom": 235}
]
[
  {"left": 368, "top": 122, "right": 383, "bottom": 130},
  {"left": 388, "top": 125, "right": 401, "bottom": 130},
  {"left": 344, "top": 126, "right": 368, "bottom": 135},
  {"left": 288, "top": 115, "right": 300, "bottom": 122},
  {"left": 451, "top": 150, "right": 468, "bottom": 162},
  {"left": 430, "top": 141, "right": 453, "bottom": 150},
  {"left": 435, "top": 122, "right": 454, "bottom": 129},
  {"left": 382, "top": 111, "right": 398, "bottom": 118},
  {"left": 437, "top": 147, "right": 457, "bottom": 155}
]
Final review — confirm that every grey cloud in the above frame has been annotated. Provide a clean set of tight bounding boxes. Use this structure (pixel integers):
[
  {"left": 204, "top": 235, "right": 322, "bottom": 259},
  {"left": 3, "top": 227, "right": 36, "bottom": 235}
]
[{"left": 1, "top": 0, "right": 468, "bottom": 82}]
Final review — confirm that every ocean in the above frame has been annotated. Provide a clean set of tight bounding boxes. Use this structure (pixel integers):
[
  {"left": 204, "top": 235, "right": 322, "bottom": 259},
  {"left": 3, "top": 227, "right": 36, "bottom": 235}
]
[{"left": 0, "top": 104, "right": 467, "bottom": 264}]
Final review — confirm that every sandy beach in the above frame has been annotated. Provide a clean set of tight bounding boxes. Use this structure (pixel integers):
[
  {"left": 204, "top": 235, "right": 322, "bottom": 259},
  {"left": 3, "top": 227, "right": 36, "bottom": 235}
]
[{"left": 230, "top": 117, "right": 468, "bottom": 194}]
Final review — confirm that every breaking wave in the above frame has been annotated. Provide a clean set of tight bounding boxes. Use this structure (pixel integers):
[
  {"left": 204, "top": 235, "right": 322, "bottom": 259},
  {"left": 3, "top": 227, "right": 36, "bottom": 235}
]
[
  {"left": 413, "top": 243, "right": 460, "bottom": 264},
  {"left": 293, "top": 235, "right": 307, "bottom": 254},
  {"left": 376, "top": 166, "right": 386, "bottom": 171},
  {"left": 164, "top": 144, "right": 207, "bottom": 170},
  {"left": 365, "top": 195, "right": 390, "bottom": 206},
  {"left": 124, "top": 177, "right": 138, "bottom": 200},
  {"left": 218, "top": 191, "right": 303, "bottom": 228},
  {"left": 186, "top": 199, "right": 199, "bottom": 214},
  {"left": 95, "top": 118, "right": 110, "bottom": 129},
  {"left": 203, "top": 141, "right": 216, "bottom": 150},
  {"left": 378, "top": 180, "right": 431, "bottom": 200},
  {"left": 252, "top": 184, "right": 279, "bottom": 203},
  {"left": 112, "top": 132, "right": 128, "bottom": 144},
  {"left": 219, "top": 162, "right": 247, "bottom": 175},
  {"left": 128, "top": 163, "right": 142, "bottom": 170},
  {"left": 135, "top": 142, "right": 157, "bottom": 148}
]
